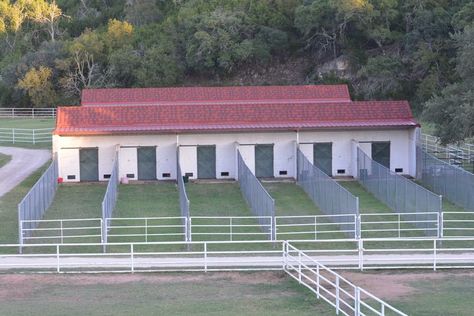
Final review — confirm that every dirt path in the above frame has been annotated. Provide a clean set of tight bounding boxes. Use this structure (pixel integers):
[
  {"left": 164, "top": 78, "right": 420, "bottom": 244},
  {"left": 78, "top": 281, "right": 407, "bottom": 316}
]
[{"left": 0, "top": 147, "right": 50, "bottom": 198}]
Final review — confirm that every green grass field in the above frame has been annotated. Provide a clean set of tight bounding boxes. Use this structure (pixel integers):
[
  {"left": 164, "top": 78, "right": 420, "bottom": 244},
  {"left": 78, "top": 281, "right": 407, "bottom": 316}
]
[
  {"left": 115, "top": 183, "right": 180, "bottom": 217},
  {"left": 0, "top": 118, "right": 55, "bottom": 129},
  {"left": 0, "top": 272, "right": 335, "bottom": 316},
  {"left": 0, "top": 153, "right": 12, "bottom": 168},
  {"left": 394, "top": 273, "right": 474, "bottom": 316},
  {"left": 186, "top": 182, "right": 252, "bottom": 217}
]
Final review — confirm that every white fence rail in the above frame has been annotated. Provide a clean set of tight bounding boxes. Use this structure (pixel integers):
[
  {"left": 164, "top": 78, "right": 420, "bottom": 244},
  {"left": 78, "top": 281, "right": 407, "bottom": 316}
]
[
  {"left": 21, "top": 212, "right": 474, "bottom": 245},
  {"left": 0, "top": 128, "right": 53, "bottom": 144},
  {"left": 3, "top": 238, "right": 474, "bottom": 272},
  {"left": 284, "top": 242, "right": 407, "bottom": 316},
  {"left": 20, "top": 218, "right": 103, "bottom": 243},
  {"left": 420, "top": 133, "right": 474, "bottom": 167},
  {"left": 0, "top": 108, "right": 56, "bottom": 118}
]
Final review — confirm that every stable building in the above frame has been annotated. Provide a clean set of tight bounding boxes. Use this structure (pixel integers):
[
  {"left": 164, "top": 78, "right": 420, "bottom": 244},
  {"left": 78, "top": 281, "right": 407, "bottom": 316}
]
[{"left": 52, "top": 85, "right": 419, "bottom": 182}]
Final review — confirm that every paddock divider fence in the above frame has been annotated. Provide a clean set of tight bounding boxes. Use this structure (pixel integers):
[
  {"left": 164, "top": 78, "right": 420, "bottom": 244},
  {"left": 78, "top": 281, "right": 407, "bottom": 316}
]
[
  {"left": 417, "top": 146, "right": 474, "bottom": 212},
  {"left": 101, "top": 150, "right": 119, "bottom": 244},
  {"left": 18, "top": 155, "right": 58, "bottom": 248},
  {"left": 237, "top": 150, "right": 276, "bottom": 240},
  {"left": 297, "top": 148, "right": 360, "bottom": 238},
  {"left": 357, "top": 147, "right": 442, "bottom": 236},
  {"left": 177, "top": 158, "right": 191, "bottom": 242}
]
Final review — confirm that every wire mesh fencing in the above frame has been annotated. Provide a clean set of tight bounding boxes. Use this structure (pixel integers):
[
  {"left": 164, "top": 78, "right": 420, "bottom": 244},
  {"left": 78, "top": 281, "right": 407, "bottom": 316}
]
[
  {"left": 101, "top": 151, "right": 119, "bottom": 244},
  {"left": 417, "top": 146, "right": 474, "bottom": 212},
  {"left": 296, "top": 149, "right": 359, "bottom": 237},
  {"left": 357, "top": 147, "right": 441, "bottom": 236},
  {"left": 237, "top": 150, "right": 275, "bottom": 240},
  {"left": 18, "top": 155, "right": 58, "bottom": 245},
  {"left": 177, "top": 160, "right": 191, "bottom": 242}
]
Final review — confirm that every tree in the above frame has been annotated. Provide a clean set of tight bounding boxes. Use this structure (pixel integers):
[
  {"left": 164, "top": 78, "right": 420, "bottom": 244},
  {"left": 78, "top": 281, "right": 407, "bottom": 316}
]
[
  {"left": 106, "top": 18, "right": 133, "bottom": 50},
  {"left": 0, "top": 0, "right": 29, "bottom": 49},
  {"left": 125, "top": 0, "right": 161, "bottom": 26},
  {"left": 16, "top": 65, "right": 57, "bottom": 107},
  {"left": 57, "top": 28, "right": 107, "bottom": 98},
  {"left": 26, "top": 0, "right": 65, "bottom": 42},
  {"left": 423, "top": 25, "right": 474, "bottom": 144}
]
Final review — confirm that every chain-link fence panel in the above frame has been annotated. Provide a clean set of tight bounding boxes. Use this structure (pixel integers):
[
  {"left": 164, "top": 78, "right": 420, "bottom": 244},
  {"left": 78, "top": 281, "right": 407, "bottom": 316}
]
[
  {"left": 417, "top": 146, "right": 474, "bottom": 212},
  {"left": 101, "top": 151, "right": 119, "bottom": 243},
  {"left": 237, "top": 150, "right": 275, "bottom": 240},
  {"left": 358, "top": 147, "right": 441, "bottom": 236},
  {"left": 177, "top": 160, "right": 190, "bottom": 242},
  {"left": 297, "top": 149, "right": 359, "bottom": 237},
  {"left": 18, "top": 156, "right": 58, "bottom": 244}
]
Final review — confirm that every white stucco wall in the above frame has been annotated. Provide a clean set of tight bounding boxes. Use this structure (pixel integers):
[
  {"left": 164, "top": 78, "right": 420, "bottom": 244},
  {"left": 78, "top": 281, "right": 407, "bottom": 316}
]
[
  {"left": 53, "top": 127, "right": 417, "bottom": 182},
  {"left": 55, "top": 134, "right": 177, "bottom": 182},
  {"left": 299, "top": 129, "right": 415, "bottom": 177},
  {"left": 178, "top": 132, "right": 296, "bottom": 179}
]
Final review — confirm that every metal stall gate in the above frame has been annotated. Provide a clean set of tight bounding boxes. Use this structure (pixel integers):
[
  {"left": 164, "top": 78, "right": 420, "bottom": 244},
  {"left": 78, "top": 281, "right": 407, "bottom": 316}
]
[
  {"left": 79, "top": 148, "right": 99, "bottom": 181},
  {"left": 255, "top": 144, "right": 274, "bottom": 178},
  {"left": 137, "top": 147, "right": 157, "bottom": 180},
  {"left": 197, "top": 145, "right": 216, "bottom": 179}
]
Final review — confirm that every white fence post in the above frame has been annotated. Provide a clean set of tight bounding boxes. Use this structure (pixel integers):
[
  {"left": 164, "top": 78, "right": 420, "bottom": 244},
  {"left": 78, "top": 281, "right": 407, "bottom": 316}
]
[
  {"left": 145, "top": 218, "right": 148, "bottom": 243},
  {"left": 230, "top": 217, "right": 233, "bottom": 242},
  {"left": 60, "top": 220, "right": 64, "bottom": 244},
  {"left": 440, "top": 212, "right": 444, "bottom": 238},
  {"left": 130, "top": 244, "right": 134, "bottom": 273},
  {"left": 358, "top": 239, "right": 364, "bottom": 271},
  {"left": 282, "top": 241, "right": 286, "bottom": 270},
  {"left": 32, "top": 129, "right": 35, "bottom": 145},
  {"left": 335, "top": 275, "right": 340, "bottom": 314},
  {"left": 204, "top": 242, "right": 208, "bottom": 272},
  {"left": 298, "top": 251, "right": 302, "bottom": 284},
  {"left": 316, "top": 264, "right": 320, "bottom": 299},
  {"left": 355, "top": 287, "right": 360, "bottom": 316},
  {"left": 433, "top": 239, "right": 437, "bottom": 271},
  {"left": 56, "top": 244, "right": 60, "bottom": 273}
]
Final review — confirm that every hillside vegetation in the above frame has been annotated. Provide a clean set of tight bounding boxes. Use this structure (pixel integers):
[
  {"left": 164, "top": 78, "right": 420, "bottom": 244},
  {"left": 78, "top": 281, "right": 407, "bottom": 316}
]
[{"left": 0, "top": 0, "right": 473, "bottom": 143}]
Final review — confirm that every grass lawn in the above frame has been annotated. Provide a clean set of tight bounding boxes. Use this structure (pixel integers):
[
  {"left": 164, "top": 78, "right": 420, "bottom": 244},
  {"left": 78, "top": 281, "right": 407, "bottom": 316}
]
[
  {"left": 0, "top": 153, "right": 12, "bottom": 168},
  {"left": 0, "top": 118, "right": 55, "bottom": 129},
  {"left": 185, "top": 182, "right": 266, "bottom": 242},
  {"left": 338, "top": 181, "right": 392, "bottom": 214},
  {"left": 114, "top": 183, "right": 180, "bottom": 218},
  {"left": 186, "top": 182, "right": 251, "bottom": 217},
  {"left": 0, "top": 272, "right": 336, "bottom": 316},
  {"left": 44, "top": 184, "right": 106, "bottom": 219},
  {"left": 394, "top": 273, "right": 474, "bottom": 316},
  {"left": 262, "top": 181, "right": 349, "bottom": 241},
  {"left": 0, "top": 162, "right": 50, "bottom": 244}
]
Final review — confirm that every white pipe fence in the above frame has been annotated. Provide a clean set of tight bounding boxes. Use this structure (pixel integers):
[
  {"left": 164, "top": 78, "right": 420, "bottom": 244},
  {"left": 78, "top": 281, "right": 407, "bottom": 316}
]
[
  {"left": 420, "top": 133, "right": 474, "bottom": 170},
  {"left": 0, "top": 128, "right": 53, "bottom": 144},
  {"left": 284, "top": 242, "right": 407, "bottom": 316},
  {"left": 22, "top": 211, "right": 474, "bottom": 245},
  {"left": 2, "top": 237, "right": 474, "bottom": 272},
  {"left": 0, "top": 108, "right": 56, "bottom": 118}
]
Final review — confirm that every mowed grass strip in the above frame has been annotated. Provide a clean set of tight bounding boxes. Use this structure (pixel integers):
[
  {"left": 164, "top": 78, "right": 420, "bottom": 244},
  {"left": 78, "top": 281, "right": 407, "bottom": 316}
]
[
  {"left": 0, "top": 162, "right": 50, "bottom": 244},
  {"left": 186, "top": 182, "right": 251, "bottom": 217},
  {"left": 0, "top": 272, "right": 336, "bottom": 316},
  {"left": 263, "top": 181, "right": 349, "bottom": 241},
  {"left": 0, "top": 118, "right": 55, "bottom": 129},
  {"left": 185, "top": 182, "right": 263, "bottom": 241},
  {"left": 0, "top": 153, "right": 12, "bottom": 168}
]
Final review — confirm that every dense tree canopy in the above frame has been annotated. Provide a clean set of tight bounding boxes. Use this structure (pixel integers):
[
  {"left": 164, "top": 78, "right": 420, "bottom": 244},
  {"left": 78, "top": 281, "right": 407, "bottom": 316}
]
[{"left": 0, "top": 0, "right": 472, "bottom": 142}]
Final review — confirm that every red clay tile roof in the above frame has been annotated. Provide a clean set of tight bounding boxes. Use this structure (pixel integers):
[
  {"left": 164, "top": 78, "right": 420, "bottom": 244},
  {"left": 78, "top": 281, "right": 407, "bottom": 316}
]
[
  {"left": 54, "top": 101, "right": 419, "bottom": 136},
  {"left": 81, "top": 85, "right": 351, "bottom": 106}
]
